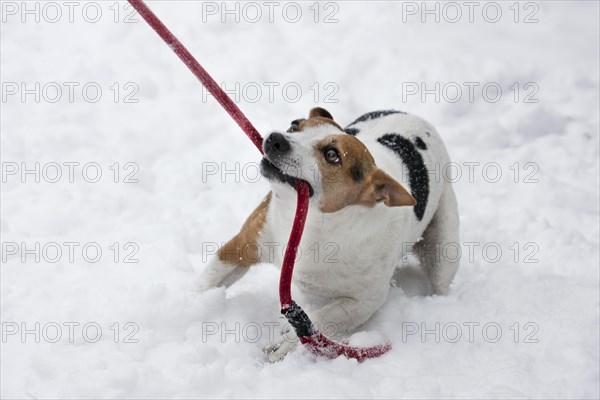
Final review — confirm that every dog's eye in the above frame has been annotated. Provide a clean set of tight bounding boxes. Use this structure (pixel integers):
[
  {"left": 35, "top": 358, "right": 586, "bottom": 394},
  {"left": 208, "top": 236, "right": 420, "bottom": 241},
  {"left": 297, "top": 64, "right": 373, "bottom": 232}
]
[
  {"left": 324, "top": 148, "right": 341, "bottom": 164},
  {"left": 287, "top": 119, "right": 303, "bottom": 133}
]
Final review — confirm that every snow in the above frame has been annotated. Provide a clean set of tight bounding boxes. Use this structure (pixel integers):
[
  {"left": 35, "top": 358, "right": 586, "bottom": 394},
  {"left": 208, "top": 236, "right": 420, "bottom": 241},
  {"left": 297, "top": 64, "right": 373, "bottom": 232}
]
[{"left": 1, "top": 1, "right": 599, "bottom": 398}]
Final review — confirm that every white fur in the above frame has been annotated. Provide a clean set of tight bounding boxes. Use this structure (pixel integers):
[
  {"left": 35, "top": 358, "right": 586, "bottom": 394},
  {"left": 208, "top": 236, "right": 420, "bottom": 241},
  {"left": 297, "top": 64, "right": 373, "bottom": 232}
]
[{"left": 200, "top": 111, "right": 459, "bottom": 362}]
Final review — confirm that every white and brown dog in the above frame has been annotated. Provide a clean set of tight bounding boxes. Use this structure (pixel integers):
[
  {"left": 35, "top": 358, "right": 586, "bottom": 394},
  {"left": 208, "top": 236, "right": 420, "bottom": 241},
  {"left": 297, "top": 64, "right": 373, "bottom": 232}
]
[{"left": 198, "top": 108, "right": 459, "bottom": 361}]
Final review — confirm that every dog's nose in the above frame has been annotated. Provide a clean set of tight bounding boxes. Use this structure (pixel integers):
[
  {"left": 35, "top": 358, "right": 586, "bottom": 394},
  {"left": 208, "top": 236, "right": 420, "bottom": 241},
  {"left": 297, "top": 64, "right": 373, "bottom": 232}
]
[{"left": 264, "top": 132, "right": 291, "bottom": 155}]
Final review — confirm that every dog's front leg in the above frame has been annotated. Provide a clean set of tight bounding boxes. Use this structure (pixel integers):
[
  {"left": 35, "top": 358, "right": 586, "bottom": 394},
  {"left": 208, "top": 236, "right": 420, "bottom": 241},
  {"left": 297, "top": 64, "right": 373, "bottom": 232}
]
[
  {"left": 197, "top": 258, "right": 246, "bottom": 292},
  {"left": 197, "top": 192, "right": 272, "bottom": 291},
  {"left": 264, "top": 292, "right": 388, "bottom": 361},
  {"left": 310, "top": 293, "right": 388, "bottom": 337}
]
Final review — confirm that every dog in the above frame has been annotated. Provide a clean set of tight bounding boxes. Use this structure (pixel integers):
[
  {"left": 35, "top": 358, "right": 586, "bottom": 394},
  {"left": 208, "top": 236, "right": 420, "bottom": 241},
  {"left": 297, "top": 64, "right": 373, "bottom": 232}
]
[{"left": 198, "top": 107, "right": 459, "bottom": 362}]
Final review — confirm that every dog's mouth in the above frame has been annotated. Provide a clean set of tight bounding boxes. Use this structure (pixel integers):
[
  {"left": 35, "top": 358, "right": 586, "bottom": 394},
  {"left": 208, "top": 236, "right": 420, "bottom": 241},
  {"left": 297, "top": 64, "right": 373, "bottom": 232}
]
[{"left": 260, "top": 158, "right": 314, "bottom": 197}]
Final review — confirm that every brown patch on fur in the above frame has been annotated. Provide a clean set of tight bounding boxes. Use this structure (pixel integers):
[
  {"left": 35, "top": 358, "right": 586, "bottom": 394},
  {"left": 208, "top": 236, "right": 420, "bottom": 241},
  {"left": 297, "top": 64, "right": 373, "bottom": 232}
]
[
  {"left": 357, "top": 169, "right": 417, "bottom": 208},
  {"left": 309, "top": 107, "right": 334, "bottom": 120},
  {"left": 289, "top": 107, "right": 343, "bottom": 132},
  {"left": 301, "top": 117, "right": 343, "bottom": 131},
  {"left": 218, "top": 192, "right": 271, "bottom": 266},
  {"left": 315, "top": 135, "right": 376, "bottom": 212},
  {"left": 314, "top": 135, "right": 416, "bottom": 213}
]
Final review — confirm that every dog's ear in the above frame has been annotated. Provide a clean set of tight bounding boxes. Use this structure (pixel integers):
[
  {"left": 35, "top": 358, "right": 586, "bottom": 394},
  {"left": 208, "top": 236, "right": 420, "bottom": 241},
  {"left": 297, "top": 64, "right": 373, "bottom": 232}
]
[
  {"left": 365, "top": 169, "right": 416, "bottom": 207},
  {"left": 309, "top": 107, "right": 334, "bottom": 120}
]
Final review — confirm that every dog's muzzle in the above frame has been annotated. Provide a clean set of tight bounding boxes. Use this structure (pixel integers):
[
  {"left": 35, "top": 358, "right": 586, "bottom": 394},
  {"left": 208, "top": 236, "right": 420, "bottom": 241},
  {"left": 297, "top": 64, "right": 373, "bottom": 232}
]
[
  {"left": 261, "top": 132, "right": 313, "bottom": 196},
  {"left": 263, "top": 132, "right": 291, "bottom": 157},
  {"left": 260, "top": 158, "right": 314, "bottom": 197}
]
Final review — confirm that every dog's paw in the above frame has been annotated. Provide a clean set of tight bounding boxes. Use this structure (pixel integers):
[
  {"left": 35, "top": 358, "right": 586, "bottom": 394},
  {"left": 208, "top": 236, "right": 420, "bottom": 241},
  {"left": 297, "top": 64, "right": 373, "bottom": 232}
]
[
  {"left": 196, "top": 260, "right": 237, "bottom": 293},
  {"left": 195, "top": 279, "right": 215, "bottom": 293},
  {"left": 263, "top": 339, "right": 298, "bottom": 362},
  {"left": 263, "top": 334, "right": 299, "bottom": 362}
]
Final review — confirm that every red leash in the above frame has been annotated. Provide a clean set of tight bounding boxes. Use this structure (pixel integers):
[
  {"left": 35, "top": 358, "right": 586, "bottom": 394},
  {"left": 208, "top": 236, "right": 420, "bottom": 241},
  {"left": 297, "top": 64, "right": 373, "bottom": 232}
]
[
  {"left": 129, "top": 0, "right": 390, "bottom": 361},
  {"left": 127, "top": 0, "right": 263, "bottom": 154}
]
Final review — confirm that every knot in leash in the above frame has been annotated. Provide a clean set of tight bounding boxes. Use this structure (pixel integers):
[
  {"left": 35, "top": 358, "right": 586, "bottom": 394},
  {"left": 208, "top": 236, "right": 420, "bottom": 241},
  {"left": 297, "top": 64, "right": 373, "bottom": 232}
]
[{"left": 281, "top": 301, "right": 315, "bottom": 338}]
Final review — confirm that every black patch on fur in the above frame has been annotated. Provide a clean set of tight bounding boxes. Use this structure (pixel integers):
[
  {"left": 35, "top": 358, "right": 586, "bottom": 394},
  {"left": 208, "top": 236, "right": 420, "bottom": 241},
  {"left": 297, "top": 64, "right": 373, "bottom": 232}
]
[
  {"left": 344, "top": 127, "right": 360, "bottom": 136},
  {"left": 415, "top": 137, "right": 427, "bottom": 150},
  {"left": 350, "top": 164, "right": 364, "bottom": 182},
  {"left": 377, "top": 134, "right": 429, "bottom": 220},
  {"left": 347, "top": 110, "right": 406, "bottom": 127}
]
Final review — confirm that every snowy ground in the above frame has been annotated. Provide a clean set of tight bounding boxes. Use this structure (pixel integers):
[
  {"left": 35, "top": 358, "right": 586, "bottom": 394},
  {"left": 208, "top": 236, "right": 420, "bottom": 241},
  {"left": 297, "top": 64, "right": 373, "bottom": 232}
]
[{"left": 1, "top": 1, "right": 599, "bottom": 398}]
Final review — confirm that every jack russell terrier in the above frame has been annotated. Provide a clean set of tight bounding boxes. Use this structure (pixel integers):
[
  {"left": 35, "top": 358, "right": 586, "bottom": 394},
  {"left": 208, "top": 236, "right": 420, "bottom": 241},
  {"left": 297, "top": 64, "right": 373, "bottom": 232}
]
[{"left": 198, "top": 108, "right": 459, "bottom": 362}]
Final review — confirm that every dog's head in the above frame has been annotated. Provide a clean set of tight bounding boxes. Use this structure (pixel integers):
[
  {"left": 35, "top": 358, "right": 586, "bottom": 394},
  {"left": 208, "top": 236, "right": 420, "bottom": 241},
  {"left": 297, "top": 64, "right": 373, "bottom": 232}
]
[{"left": 261, "top": 107, "right": 416, "bottom": 213}]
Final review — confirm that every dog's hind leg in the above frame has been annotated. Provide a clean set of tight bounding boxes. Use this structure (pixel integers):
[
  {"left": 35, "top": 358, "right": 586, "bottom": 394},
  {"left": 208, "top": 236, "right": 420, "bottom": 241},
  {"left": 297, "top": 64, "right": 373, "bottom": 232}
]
[
  {"left": 197, "top": 192, "right": 272, "bottom": 291},
  {"left": 414, "top": 183, "right": 460, "bottom": 295}
]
